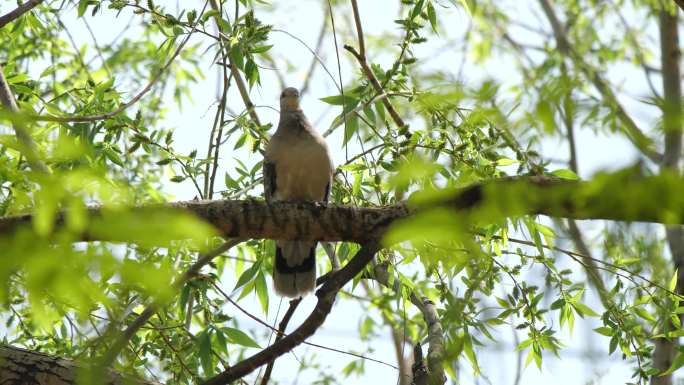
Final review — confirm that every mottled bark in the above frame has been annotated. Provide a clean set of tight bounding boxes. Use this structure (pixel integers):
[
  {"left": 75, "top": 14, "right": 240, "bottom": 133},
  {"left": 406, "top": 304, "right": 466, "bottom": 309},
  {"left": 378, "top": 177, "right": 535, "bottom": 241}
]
[
  {"left": 3, "top": 175, "right": 684, "bottom": 244},
  {"left": 0, "top": 345, "right": 160, "bottom": 385}
]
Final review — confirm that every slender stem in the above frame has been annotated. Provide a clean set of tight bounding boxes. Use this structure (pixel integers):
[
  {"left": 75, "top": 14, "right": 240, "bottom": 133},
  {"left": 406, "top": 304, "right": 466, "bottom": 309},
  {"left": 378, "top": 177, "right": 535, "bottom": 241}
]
[
  {"left": 344, "top": 45, "right": 409, "bottom": 137},
  {"left": 350, "top": 0, "right": 365, "bottom": 59},
  {"left": 258, "top": 298, "right": 302, "bottom": 385},
  {"left": 300, "top": 9, "right": 329, "bottom": 96}
]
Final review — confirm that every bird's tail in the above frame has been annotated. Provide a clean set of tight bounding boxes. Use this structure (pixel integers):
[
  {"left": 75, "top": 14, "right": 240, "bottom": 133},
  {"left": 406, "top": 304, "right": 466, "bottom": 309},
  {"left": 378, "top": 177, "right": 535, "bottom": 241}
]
[{"left": 273, "top": 241, "right": 317, "bottom": 297}]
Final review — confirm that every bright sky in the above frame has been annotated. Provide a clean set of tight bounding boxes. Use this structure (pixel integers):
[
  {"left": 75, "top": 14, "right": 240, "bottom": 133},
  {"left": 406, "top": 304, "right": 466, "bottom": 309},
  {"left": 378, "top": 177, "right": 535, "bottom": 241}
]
[{"left": 2, "top": 0, "right": 672, "bottom": 383}]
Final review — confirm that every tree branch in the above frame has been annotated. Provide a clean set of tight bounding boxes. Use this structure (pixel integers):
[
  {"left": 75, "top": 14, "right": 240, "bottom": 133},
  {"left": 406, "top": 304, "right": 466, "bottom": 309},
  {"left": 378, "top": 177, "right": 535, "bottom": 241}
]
[
  {"left": 343, "top": 44, "right": 410, "bottom": 138},
  {"left": 3, "top": 173, "right": 684, "bottom": 242},
  {"left": 370, "top": 262, "right": 445, "bottom": 385},
  {"left": 201, "top": 243, "right": 381, "bottom": 385},
  {"left": 209, "top": 0, "right": 262, "bottom": 127},
  {"left": 675, "top": 0, "right": 684, "bottom": 12},
  {"left": 537, "top": 0, "right": 663, "bottom": 163},
  {"left": 258, "top": 298, "right": 302, "bottom": 385},
  {"left": 0, "top": 344, "right": 161, "bottom": 385},
  {"left": 0, "top": 0, "right": 44, "bottom": 29}
]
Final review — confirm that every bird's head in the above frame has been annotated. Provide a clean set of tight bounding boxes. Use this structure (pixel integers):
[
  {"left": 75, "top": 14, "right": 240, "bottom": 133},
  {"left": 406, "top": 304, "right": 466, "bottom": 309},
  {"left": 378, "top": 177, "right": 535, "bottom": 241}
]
[{"left": 280, "top": 87, "right": 301, "bottom": 112}]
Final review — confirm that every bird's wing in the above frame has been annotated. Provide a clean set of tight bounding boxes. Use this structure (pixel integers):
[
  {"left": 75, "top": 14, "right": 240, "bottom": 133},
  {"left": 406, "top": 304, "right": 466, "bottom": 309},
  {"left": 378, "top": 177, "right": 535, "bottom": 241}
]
[{"left": 263, "top": 158, "right": 276, "bottom": 202}]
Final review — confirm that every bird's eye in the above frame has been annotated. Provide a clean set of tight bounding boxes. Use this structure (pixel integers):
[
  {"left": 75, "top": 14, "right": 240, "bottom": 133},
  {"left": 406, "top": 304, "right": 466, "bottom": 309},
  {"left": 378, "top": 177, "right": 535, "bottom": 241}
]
[{"left": 280, "top": 93, "right": 285, "bottom": 98}]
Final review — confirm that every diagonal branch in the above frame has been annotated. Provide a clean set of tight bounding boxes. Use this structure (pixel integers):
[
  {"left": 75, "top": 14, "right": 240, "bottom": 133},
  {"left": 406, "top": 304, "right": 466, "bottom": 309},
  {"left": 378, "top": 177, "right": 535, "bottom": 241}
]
[
  {"left": 344, "top": 45, "right": 409, "bottom": 137},
  {"left": 0, "top": 0, "right": 44, "bottom": 29},
  {"left": 370, "top": 262, "right": 445, "bottom": 385},
  {"left": 258, "top": 298, "right": 302, "bottom": 385},
  {"left": 201, "top": 242, "right": 381, "bottom": 385},
  {"left": 537, "top": 0, "right": 663, "bottom": 163},
  {"left": 675, "top": 0, "right": 684, "bottom": 12}
]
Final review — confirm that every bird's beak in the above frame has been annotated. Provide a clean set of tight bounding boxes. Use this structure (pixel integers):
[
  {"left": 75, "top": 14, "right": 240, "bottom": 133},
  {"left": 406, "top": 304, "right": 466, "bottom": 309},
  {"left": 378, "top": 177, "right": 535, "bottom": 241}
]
[{"left": 283, "top": 96, "right": 299, "bottom": 111}]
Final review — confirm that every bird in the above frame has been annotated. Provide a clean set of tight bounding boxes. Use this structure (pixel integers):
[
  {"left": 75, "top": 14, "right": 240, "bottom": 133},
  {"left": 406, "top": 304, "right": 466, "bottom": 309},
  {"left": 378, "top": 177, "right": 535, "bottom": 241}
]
[{"left": 263, "top": 87, "right": 333, "bottom": 297}]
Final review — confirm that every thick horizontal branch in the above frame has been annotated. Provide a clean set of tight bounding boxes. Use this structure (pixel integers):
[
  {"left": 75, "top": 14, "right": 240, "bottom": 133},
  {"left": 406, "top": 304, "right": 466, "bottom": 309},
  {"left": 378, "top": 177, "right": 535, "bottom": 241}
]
[
  {"left": 0, "top": 345, "right": 160, "bottom": 385},
  {"left": 2, "top": 173, "right": 684, "bottom": 243}
]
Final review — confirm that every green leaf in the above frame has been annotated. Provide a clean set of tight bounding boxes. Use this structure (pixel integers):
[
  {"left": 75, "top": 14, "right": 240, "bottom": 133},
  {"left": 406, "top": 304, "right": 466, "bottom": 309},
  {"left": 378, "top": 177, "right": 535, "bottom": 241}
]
[
  {"left": 662, "top": 348, "right": 684, "bottom": 375},
  {"left": 251, "top": 45, "right": 273, "bottom": 54},
  {"left": 550, "top": 169, "right": 579, "bottom": 180},
  {"left": 572, "top": 302, "right": 599, "bottom": 317},
  {"left": 233, "top": 261, "right": 259, "bottom": 291},
  {"left": 670, "top": 269, "right": 678, "bottom": 292},
  {"left": 496, "top": 158, "right": 518, "bottom": 166},
  {"left": 426, "top": 2, "right": 437, "bottom": 32},
  {"left": 320, "top": 94, "right": 358, "bottom": 106},
  {"left": 78, "top": 0, "right": 91, "bottom": 17},
  {"left": 198, "top": 330, "right": 213, "bottom": 375},
  {"left": 223, "top": 327, "right": 260, "bottom": 348},
  {"left": 593, "top": 326, "right": 613, "bottom": 337},
  {"left": 255, "top": 272, "right": 269, "bottom": 315}
]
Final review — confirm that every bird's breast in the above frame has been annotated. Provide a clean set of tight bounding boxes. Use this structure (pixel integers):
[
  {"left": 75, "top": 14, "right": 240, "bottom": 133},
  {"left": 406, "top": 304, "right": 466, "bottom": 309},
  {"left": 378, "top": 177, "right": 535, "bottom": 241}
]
[{"left": 271, "top": 139, "right": 332, "bottom": 202}]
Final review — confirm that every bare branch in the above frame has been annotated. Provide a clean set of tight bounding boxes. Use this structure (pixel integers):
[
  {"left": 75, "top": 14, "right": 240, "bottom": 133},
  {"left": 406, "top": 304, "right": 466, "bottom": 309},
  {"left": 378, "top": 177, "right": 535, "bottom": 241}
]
[
  {"left": 350, "top": 0, "right": 366, "bottom": 59},
  {"left": 300, "top": 11, "right": 329, "bottom": 96},
  {"left": 0, "top": 0, "right": 44, "bottom": 29},
  {"left": 675, "top": 0, "right": 684, "bottom": 12},
  {"left": 259, "top": 298, "right": 301, "bottom": 385}
]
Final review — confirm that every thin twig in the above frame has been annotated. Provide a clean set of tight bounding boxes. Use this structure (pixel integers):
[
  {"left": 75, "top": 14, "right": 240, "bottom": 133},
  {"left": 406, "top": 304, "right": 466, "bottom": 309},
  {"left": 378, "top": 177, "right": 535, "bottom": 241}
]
[
  {"left": 350, "top": 0, "right": 365, "bottom": 59},
  {"left": 259, "top": 298, "right": 302, "bottom": 385},
  {"left": 82, "top": 18, "right": 112, "bottom": 77},
  {"left": 272, "top": 29, "right": 340, "bottom": 92},
  {"left": 213, "top": 282, "right": 396, "bottom": 370},
  {"left": 300, "top": 10, "right": 329, "bottom": 96},
  {"left": 343, "top": 45, "right": 409, "bottom": 138}
]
